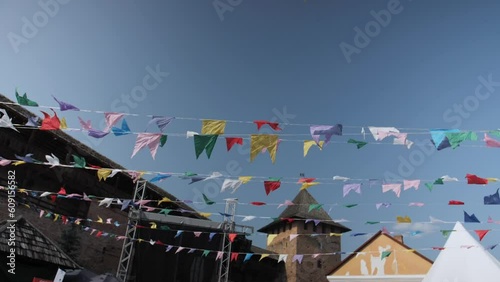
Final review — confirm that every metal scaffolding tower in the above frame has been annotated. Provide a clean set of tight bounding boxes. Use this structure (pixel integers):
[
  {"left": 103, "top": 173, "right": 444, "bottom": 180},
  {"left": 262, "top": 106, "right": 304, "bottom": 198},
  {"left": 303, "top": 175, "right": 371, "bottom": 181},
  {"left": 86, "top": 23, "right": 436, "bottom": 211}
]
[
  {"left": 217, "top": 198, "right": 238, "bottom": 282},
  {"left": 116, "top": 180, "right": 147, "bottom": 282}
]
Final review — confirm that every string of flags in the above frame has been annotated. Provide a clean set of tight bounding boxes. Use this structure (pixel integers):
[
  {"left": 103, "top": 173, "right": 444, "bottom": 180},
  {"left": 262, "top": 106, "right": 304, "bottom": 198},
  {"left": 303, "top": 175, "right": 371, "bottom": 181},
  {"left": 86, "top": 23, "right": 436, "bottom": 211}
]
[
  {"left": 15, "top": 201, "right": 500, "bottom": 263},
  {"left": 4, "top": 185, "right": 500, "bottom": 226},
  {"left": 1, "top": 150, "right": 500, "bottom": 197},
  {"left": 4, "top": 92, "right": 500, "bottom": 164}
]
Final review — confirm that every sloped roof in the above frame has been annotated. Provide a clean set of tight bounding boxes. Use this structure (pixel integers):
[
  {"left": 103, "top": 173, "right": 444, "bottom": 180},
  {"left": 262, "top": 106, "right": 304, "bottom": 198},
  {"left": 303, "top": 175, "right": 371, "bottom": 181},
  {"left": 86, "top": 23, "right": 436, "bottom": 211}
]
[
  {"left": 422, "top": 222, "right": 500, "bottom": 282},
  {"left": 0, "top": 93, "right": 203, "bottom": 219},
  {"left": 0, "top": 216, "right": 79, "bottom": 269},
  {"left": 258, "top": 190, "right": 350, "bottom": 233},
  {"left": 329, "top": 230, "right": 433, "bottom": 276}
]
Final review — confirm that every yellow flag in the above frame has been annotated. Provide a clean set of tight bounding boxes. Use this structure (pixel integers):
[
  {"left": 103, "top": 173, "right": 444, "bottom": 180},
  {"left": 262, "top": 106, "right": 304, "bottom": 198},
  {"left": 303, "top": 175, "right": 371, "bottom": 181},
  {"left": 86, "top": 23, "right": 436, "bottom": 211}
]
[
  {"left": 487, "top": 178, "right": 498, "bottom": 182},
  {"left": 97, "top": 169, "right": 112, "bottom": 181},
  {"left": 259, "top": 254, "right": 270, "bottom": 261},
  {"left": 239, "top": 176, "right": 252, "bottom": 184},
  {"left": 158, "top": 197, "right": 171, "bottom": 206},
  {"left": 97, "top": 216, "right": 104, "bottom": 223},
  {"left": 396, "top": 216, "right": 411, "bottom": 223},
  {"left": 18, "top": 189, "right": 28, "bottom": 194},
  {"left": 199, "top": 212, "right": 212, "bottom": 218},
  {"left": 201, "top": 120, "right": 226, "bottom": 135},
  {"left": 303, "top": 140, "right": 324, "bottom": 157},
  {"left": 13, "top": 161, "right": 25, "bottom": 166},
  {"left": 53, "top": 214, "right": 59, "bottom": 222},
  {"left": 150, "top": 222, "right": 157, "bottom": 229},
  {"left": 137, "top": 239, "right": 144, "bottom": 243},
  {"left": 300, "top": 182, "right": 320, "bottom": 190},
  {"left": 329, "top": 233, "right": 342, "bottom": 237},
  {"left": 250, "top": 134, "right": 279, "bottom": 163},
  {"left": 267, "top": 234, "right": 278, "bottom": 246},
  {"left": 60, "top": 117, "right": 68, "bottom": 129}
]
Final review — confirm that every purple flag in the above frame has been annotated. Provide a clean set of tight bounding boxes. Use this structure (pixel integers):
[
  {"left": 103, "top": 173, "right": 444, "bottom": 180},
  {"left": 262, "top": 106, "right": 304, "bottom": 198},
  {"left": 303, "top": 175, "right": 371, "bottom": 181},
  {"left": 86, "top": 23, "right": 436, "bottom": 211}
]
[
  {"left": 88, "top": 129, "right": 110, "bottom": 138},
  {"left": 292, "top": 254, "right": 304, "bottom": 264},
  {"left": 148, "top": 116, "right": 175, "bottom": 132},
  {"left": 52, "top": 95, "right": 79, "bottom": 111},
  {"left": 310, "top": 124, "right": 342, "bottom": 145},
  {"left": 343, "top": 183, "right": 362, "bottom": 197}
]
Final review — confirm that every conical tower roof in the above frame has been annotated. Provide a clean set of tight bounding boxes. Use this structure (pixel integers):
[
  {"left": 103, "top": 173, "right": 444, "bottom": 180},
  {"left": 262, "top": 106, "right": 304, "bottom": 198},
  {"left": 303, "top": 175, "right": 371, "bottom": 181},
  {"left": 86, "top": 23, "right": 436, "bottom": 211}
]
[{"left": 258, "top": 189, "right": 350, "bottom": 233}]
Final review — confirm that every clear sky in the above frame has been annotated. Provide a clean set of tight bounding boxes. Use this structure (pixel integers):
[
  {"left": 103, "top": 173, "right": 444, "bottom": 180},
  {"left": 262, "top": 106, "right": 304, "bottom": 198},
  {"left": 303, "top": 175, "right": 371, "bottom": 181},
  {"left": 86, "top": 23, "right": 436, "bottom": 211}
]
[{"left": 2, "top": 0, "right": 500, "bottom": 261}]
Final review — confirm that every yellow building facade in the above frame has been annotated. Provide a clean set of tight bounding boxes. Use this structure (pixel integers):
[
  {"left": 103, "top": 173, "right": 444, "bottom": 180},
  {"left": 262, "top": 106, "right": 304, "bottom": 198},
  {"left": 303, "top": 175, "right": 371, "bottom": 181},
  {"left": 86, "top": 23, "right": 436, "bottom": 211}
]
[{"left": 328, "top": 231, "right": 432, "bottom": 280}]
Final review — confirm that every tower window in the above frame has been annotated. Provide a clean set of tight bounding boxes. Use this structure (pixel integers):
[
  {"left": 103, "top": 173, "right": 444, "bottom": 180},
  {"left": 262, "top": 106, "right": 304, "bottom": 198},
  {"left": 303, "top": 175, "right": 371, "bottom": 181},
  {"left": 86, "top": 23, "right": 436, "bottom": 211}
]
[
  {"left": 312, "top": 224, "right": 317, "bottom": 232},
  {"left": 304, "top": 222, "right": 308, "bottom": 230},
  {"left": 317, "top": 260, "right": 322, "bottom": 268}
]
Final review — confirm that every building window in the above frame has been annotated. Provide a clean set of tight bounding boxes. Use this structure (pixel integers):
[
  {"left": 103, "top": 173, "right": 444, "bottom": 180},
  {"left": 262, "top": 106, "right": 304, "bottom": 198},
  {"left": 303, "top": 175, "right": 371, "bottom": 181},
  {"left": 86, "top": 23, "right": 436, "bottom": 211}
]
[
  {"left": 312, "top": 224, "right": 317, "bottom": 232},
  {"left": 317, "top": 260, "right": 322, "bottom": 268},
  {"left": 288, "top": 223, "right": 292, "bottom": 230},
  {"left": 304, "top": 222, "right": 308, "bottom": 230}
]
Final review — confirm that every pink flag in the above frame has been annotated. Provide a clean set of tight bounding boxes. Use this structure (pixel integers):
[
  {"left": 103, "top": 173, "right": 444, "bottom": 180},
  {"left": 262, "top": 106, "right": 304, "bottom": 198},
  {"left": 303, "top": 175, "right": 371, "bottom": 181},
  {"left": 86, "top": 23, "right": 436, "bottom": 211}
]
[
  {"left": 382, "top": 184, "right": 402, "bottom": 198},
  {"left": 277, "top": 200, "right": 294, "bottom": 209},
  {"left": 409, "top": 202, "right": 424, "bottom": 207},
  {"left": 484, "top": 133, "right": 500, "bottom": 148},
  {"left": 343, "top": 183, "right": 362, "bottom": 197},
  {"left": 216, "top": 251, "right": 223, "bottom": 260},
  {"left": 403, "top": 180, "right": 420, "bottom": 190},
  {"left": 104, "top": 112, "right": 124, "bottom": 132},
  {"left": 131, "top": 133, "right": 163, "bottom": 159}
]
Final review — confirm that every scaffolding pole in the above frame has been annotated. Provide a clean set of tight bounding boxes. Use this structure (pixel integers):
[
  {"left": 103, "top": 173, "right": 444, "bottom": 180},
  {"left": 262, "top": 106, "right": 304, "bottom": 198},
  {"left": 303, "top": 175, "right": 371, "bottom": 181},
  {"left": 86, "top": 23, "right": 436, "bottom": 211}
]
[
  {"left": 116, "top": 180, "right": 147, "bottom": 282},
  {"left": 217, "top": 198, "right": 238, "bottom": 282}
]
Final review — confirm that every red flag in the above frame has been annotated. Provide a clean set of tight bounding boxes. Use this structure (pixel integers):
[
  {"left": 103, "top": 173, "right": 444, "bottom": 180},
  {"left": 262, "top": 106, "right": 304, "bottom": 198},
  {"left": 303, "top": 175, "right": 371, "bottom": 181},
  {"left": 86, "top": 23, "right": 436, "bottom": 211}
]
[
  {"left": 228, "top": 233, "right": 237, "bottom": 242},
  {"left": 251, "top": 201, "right": 266, "bottom": 206},
  {"left": 96, "top": 231, "right": 103, "bottom": 237},
  {"left": 466, "top": 174, "right": 488, "bottom": 185},
  {"left": 61, "top": 215, "right": 68, "bottom": 224},
  {"left": 254, "top": 120, "right": 282, "bottom": 131},
  {"left": 282, "top": 218, "right": 294, "bottom": 223},
  {"left": 298, "top": 177, "right": 316, "bottom": 183},
  {"left": 448, "top": 200, "right": 464, "bottom": 205},
  {"left": 40, "top": 110, "right": 61, "bottom": 130},
  {"left": 225, "top": 137, "right": 243, "bottom": 151},
  {"left": 230, "top": 252, "right": 239, "bottom": 262},
  {"left": 57, "top": 187, "right": 67, "bottom": 195},
  {"left": 50, "top": 195, "right": 57, "bottom": 203},
  {"left": 475, "top": 230, "right": 490, "bottom": 241},
  {"left": 432, "top": 247, "right": 445, "bottom": 251},
  {"left": 264, "top": 181, "right": 281, "bottom": 195},
  {"left": 155, "top": 240, "right": 165, "bottom": 246}
]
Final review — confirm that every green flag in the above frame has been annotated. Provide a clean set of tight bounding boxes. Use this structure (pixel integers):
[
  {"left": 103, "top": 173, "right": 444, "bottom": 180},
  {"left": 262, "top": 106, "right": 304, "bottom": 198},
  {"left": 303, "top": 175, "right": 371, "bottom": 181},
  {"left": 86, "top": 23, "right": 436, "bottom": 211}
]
[
  {"left": 194, "top": 135, "right": 218, "bottom": 159},
  {"left": 160, "top": 135, "right": 167, "bottom": 147},
  {"left": 308, "top": 204, "right": 323, "bottom": 212},
  {"left": 15, "top": 89, "right": 38, "bottom": 106},
  {"left": 445, "top": 131, "right": 477, "bottom": 149},
  {"left": 344, "top": 204, "right": 358, "bottom": 208},
  {"left": 441, "top": 230, "right": 454, "bottom": 238},
  {"left": 202, "top": 250, "right": 210, "bottom": 257},
  {"left": 365, "top": 221, "right": 380, "bottom": 225},
  {"left": 381, "top": 251, "right": 391, "bottom": 260},
  {"left": 348, "top": 139, "right": 368, "bottom": 149},
  {"left": 202, "top": 193, "right": 215, "bottom": 205},
  {"left": 72, "top": 154, "right": 86, "bottom": 168}
]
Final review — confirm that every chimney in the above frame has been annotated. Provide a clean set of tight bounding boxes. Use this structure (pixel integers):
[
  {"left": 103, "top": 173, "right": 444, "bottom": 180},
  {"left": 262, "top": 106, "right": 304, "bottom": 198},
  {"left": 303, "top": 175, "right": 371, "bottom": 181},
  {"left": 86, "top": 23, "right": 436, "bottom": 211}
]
[{"left": 393, "top": 235, "right": 404, "bottom": 244}]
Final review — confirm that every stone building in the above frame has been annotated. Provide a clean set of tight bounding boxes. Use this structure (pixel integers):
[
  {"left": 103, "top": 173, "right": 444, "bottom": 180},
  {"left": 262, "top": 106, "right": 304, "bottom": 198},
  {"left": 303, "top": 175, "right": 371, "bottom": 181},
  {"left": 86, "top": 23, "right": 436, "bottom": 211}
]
[
  {"left": 0, "top": 93, "right": 285, "bottom": 281},
  {"left": 258, "top": 189, "right": 351, "bottom": 282}
]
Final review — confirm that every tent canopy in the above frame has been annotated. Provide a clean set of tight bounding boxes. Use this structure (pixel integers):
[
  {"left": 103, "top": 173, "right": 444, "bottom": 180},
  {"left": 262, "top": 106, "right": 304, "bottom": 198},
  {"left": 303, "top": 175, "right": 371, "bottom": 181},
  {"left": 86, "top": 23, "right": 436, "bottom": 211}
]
[{"left": 422, "top": 221, "right": 500, "bottom": 282}]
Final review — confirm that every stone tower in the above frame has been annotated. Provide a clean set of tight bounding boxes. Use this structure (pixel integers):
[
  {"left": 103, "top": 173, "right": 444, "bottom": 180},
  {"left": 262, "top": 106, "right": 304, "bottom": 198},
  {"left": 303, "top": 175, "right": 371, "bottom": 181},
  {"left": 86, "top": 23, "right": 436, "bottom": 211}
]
[{"left": 258, "top": 190, "right": 351, "bottom": 282}]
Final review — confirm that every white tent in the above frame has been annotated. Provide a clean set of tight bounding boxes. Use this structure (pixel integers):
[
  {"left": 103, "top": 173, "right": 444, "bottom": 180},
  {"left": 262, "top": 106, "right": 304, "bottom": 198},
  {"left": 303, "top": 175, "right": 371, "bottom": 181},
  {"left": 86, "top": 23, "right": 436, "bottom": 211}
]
[{"left": 422, "top": 221, "right": 500, "bottom": 282}]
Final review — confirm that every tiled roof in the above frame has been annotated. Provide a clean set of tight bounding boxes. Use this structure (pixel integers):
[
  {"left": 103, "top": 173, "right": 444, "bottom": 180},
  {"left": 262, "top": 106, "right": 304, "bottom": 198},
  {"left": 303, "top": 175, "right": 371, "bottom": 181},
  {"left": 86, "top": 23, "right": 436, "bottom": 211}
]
[
  {"left": 258, "top": 190, "right": 351, "bottom": 233},
  {"left": 0, "top": 216, "right": 79, "bottom": 269}
]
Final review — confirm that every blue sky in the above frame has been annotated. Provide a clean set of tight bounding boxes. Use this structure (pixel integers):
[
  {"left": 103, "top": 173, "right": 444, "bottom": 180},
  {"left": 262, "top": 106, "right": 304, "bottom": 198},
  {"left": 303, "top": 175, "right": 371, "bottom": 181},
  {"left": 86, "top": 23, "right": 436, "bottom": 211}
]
[{"left": 2, "top": 0, "right": 500, "bottom": 261}]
